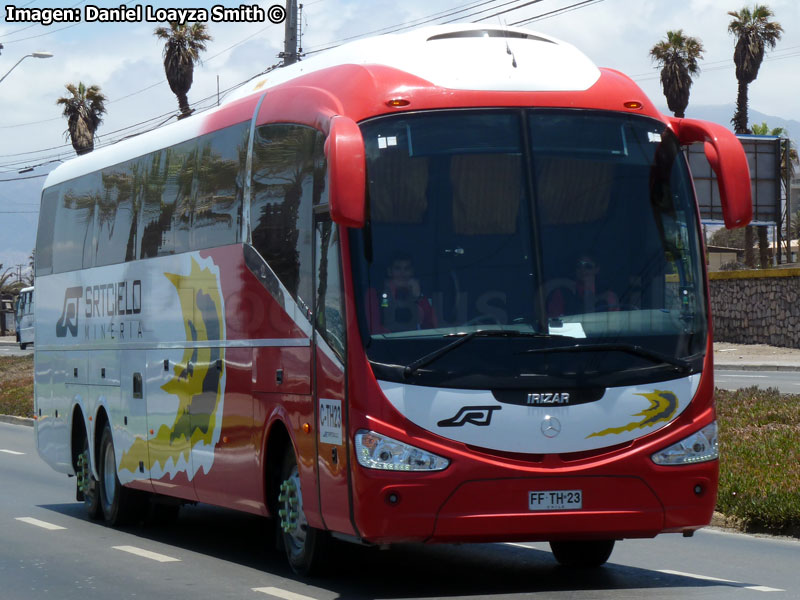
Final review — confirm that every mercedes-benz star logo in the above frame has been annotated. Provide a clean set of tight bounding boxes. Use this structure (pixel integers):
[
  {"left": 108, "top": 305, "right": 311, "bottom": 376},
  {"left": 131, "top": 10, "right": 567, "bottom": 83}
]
[{"left": 541, "top": 415, "right": 562, "bottom": 438}]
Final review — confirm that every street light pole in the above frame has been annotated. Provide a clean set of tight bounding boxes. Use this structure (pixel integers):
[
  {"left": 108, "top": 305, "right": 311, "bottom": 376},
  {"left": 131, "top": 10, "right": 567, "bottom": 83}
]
[{"left": 0, "top": 51, "right": 54, "bottom": 85}]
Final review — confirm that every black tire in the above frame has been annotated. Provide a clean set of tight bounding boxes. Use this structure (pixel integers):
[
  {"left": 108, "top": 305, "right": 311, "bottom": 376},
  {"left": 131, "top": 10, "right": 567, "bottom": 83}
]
[
  {"left": 278, "top": 447, "right": 328, "bottom": 576},
  {"left": 549, "top": 539, "right": 615, "bottom": 568},
  {"left": 19, "top": 343, "right": 27, "bottom": 350},
  {"left": 79, "top": 434, "right": 102, "bottom": 520},
  {"left": 98, "top": 423, "right": 143, "bottom": 526}
]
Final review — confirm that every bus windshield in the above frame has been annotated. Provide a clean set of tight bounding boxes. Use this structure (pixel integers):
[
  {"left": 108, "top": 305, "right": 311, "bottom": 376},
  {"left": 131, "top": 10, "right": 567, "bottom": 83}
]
[{"left": 350, "top": 109, "right": 707, "bottom": 389}]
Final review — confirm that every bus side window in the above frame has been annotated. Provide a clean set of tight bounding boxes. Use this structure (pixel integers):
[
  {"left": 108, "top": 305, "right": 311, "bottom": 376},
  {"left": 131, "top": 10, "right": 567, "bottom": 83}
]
[
  {"left": 95, "top": 166, "right": 129, "bottom": 267},
  {"left": 192, "top": 124, "right": 248, "bottom": 251},
  {"left": 52, "top": 173, "right": 99, "bottom": 273},
  {"left": 250, "top": 124, "right": 317, "bottom": 319},
  {"left": 139, "top": 150, "right": 174, "bottom": 259},
  {"left": 315, "top": 220, "right": 345, "bottom": 361},
  {"left": 36, "top": 188, "right": 59, "bottom": 276}
]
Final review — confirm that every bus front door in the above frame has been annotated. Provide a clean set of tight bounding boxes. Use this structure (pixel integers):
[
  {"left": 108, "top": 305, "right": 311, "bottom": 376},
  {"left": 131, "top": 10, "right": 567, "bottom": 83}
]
[{"left": 313, "top": 216, "right": 355, "bottom": 536}]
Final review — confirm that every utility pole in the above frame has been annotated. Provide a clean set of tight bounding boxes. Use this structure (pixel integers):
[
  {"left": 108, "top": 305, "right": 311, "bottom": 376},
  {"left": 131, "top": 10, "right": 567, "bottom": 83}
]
[{"left": 282, "top": 0, "right": 298, "bottom": 66}]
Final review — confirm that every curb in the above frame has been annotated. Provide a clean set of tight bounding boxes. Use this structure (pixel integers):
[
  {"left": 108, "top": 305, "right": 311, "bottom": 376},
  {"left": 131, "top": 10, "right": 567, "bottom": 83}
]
[
  {"left": 714, "top": 363, "right": 800, "bottom": 372},
  {"left": 0, "top": 415, "right": 34, "bottom": 427}
]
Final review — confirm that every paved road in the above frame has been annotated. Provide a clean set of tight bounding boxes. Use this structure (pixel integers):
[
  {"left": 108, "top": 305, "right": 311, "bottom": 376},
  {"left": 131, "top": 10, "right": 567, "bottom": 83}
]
[
  {"left": 714, "top": 368, "right": 800, "bottom": 393},
  {"left": 0, "top": 343, "right": 32, "bottom": 357},
  {"left": 1, "top": 421, "right": 797, "bottom": 599}
]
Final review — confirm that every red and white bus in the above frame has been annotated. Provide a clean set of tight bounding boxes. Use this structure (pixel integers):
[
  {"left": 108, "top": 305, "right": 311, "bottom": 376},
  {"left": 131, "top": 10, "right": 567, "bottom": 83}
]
[{"left": 34, "top": 24, "right": 751, "bottom": 574}]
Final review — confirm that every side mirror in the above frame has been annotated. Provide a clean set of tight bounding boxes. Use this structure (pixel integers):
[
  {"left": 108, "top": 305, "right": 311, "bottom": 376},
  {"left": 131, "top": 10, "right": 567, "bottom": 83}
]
[
  {"left": 669, "top": 117, "right": 752, "bottom": 229},
  {"left": 326, "top": 115, "right": 366, "bottom": 228}
]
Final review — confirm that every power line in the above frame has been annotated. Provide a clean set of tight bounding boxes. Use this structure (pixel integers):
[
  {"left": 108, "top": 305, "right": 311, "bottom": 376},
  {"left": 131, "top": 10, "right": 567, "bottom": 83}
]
[
  {"left": 304, "top": 0, "right": 508, "bottom": 53},
  {"left": 0, "top": 17, "right": 277, "bottom": 131},
  {"left": 0, "top": 23, "right": 81, "bottom": 45},
  {"left": 634, "top": 45, "right": 800, "bottom": 83},
  {"left": 441, "top": 0, "right": 546, "bottom": 25},
  {"left": 0, "top": 0, "right": 89, "bottom": 39},
  {"left": 0, "top": 0, "right": 606, "bottom": 169},
  {"left": 510, "top": 0, "right": 605, "bottom": 25},
  {"left": 0, "top": 76, "right": 255, "bottom": 172}
]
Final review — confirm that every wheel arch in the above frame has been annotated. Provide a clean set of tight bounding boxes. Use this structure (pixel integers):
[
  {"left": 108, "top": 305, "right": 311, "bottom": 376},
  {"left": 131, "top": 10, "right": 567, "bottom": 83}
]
[
  {"left": 92, "top": 406, "right": 111, "bottom": 478},
  {"left": 264, "top": 419, "right": 293, "bottom": 520},
  {"left": 70, "top": 404, "right": 87, "bottom": 474}
]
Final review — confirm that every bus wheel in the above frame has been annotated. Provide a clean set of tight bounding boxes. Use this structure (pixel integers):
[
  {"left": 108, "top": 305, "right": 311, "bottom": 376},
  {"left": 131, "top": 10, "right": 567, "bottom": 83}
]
[
  {"left": 98, "top": 423, "right": 141, "bottom": 526},
  {"left": 278, "top": 448, "right": 328, "bottom": 575},
  {"left": 549, "top": 540, "right": 615, "bottom": 568},
  {"left": 78, "top": 435, "right": 102, "bottom": 520}
]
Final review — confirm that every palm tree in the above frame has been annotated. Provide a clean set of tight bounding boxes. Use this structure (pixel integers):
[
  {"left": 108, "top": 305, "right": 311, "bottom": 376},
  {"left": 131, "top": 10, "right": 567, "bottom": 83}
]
[
  {"left": 56, "top": 82, "right": 107, "bottom": 155},
  {"left": 728, "top": 5, "right": 783, "bottom": 135},
  {"left": 728, "top": 5, "right": 783, "bottom": 267},
  {"left": 154, "top": 22, "right": 212, "bottom": 120},
  {"left": 649, "top": 30, "right": 705, "bottom": 118}
]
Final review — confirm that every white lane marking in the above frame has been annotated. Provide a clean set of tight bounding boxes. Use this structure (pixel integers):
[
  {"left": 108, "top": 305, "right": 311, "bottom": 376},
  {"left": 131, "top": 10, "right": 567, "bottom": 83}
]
[
  {"left": 658, "top": 569, "right": 784, "bottom": 592},
  {"left": 252, "top": 587, "right": 318, "bottom": 600},
  {"left": 0, "top": 449, "right": 25, "bottom": 455},
  {"left": 15, "top": 517, "right": 66, "bottom": 530},
  {"left": 112, "top": 545, "right": 181, "bottom": 562}
]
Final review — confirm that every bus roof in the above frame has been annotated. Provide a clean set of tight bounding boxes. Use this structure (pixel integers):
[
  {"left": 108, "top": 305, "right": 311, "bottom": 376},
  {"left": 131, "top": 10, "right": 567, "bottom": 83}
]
[
  {"left": 43, "top": 24, "right": 653, "bottom": 190},
  {"left": 224, "top": 24, "right": 600, "bottom": 103}
]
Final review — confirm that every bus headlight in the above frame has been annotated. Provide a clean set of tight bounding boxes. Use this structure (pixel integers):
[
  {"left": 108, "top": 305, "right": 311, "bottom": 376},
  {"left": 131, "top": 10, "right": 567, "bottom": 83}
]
[
  {"left": 651, "top": 421, "right": 718, "bottom": 465},
  {"left": 355, "top": 430, "right": 449, "bottom": 471}
]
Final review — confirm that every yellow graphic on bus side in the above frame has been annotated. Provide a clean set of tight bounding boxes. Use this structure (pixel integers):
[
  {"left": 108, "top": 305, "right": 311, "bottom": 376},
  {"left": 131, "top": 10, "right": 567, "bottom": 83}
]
[
  {"left": 587, "top": 390, "right": 678, "bottom": 438},
  {"left": 120, "top": 258, "right": 225, "bottom": 475}
]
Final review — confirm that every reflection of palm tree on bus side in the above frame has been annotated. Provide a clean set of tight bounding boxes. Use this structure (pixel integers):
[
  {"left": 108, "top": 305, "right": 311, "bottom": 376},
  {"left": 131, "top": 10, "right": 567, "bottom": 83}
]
[{"left": 251, "top": 128, "right": 318, "bottom": 297}]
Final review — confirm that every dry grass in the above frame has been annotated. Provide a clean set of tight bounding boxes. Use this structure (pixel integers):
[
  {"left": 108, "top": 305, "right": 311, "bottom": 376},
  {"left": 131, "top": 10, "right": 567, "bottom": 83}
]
[{"left": 0, "top": 355, "right": 34, "bottom": 419}]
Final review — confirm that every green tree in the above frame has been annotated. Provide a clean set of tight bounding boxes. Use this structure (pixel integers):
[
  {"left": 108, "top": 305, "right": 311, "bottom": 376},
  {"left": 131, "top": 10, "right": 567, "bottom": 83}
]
[
  {"left": 0, "top": 265, "right": 15, "bottom": 294},
  {"left": 56, "top": 82, "right": 107, "bottom": 155},
  {"left": 728, "top": 5, "right": 783, "bottom": 267},
  {"left": 649, "top": 30, "right": 705, "bottom": 118},
  {"left": 728, "top": 5, "right": 783, "bottom": 134},
  {"left": 710, "top": 225, "right": 748, "bottom": 250},
  {"left": 751, "top": 122, "right": 785, "bottom": 136},
  {"left": 154, "top": 22, "right": 212, "bottom": 120},
  {"left": 25, "top": 250, "right": 34, "bottom": 286}
]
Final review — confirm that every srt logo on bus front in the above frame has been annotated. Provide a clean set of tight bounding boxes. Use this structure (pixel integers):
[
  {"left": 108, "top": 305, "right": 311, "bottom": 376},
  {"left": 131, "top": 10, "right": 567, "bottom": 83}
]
[{"left": 56, "top": 287, "right": 82, "bottom": 337}]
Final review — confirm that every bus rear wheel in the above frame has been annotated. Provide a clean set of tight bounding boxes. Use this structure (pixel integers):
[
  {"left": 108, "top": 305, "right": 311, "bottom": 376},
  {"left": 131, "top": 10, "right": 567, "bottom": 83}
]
[
  {"left": 278, "top": 447, "right": 328, "bottom": 575},
  {"left": 78, "top": 434, "right": 102, "bottom": 520},
  {"left": 549, "top": 539, "right": 615, "bottom": 568},
  {"left": 98, "top": 423, "right": 142, "bottom": 526}
]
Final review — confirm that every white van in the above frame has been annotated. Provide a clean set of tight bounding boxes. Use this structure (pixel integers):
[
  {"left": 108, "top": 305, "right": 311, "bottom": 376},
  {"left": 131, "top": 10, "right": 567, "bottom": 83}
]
[{"left": 15, "top": 286, "right": 34, "bottom": 350}]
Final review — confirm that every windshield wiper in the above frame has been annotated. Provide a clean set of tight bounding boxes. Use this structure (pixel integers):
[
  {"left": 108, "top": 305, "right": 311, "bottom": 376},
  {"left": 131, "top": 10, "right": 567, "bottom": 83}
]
[
  {"left": 403, "top": 329, "right": 558, "bottom": 377},
  {"left": 519, "top": 342, "right": 693, "bottom": 374}
]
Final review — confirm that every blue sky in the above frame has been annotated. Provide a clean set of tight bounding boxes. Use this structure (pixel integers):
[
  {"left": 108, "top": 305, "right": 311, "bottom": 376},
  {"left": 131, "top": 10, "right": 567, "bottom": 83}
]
[{"left": 2, "top": 0, "right": 800, "bottom": 275}]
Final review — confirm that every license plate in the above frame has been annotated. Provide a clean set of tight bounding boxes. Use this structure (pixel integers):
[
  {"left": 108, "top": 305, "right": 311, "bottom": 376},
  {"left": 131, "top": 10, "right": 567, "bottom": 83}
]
[{"left": 529, "top": 490, "right": 582, "bottom": 511}]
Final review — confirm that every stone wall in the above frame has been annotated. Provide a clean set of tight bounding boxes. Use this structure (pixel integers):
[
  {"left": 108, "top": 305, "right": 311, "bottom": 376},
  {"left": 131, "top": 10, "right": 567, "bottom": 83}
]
[{"left": 709, "top": 268, "right": 800, "bottom": 348}]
